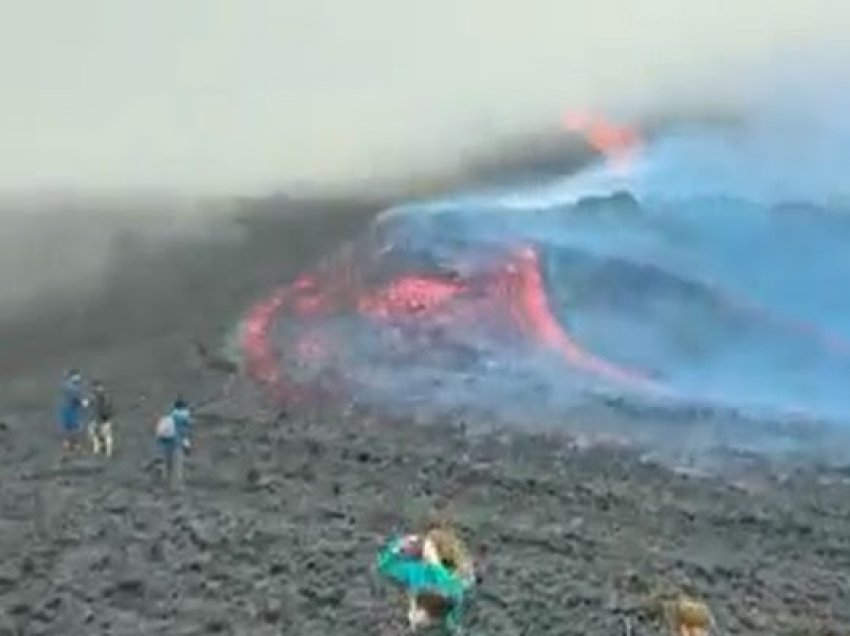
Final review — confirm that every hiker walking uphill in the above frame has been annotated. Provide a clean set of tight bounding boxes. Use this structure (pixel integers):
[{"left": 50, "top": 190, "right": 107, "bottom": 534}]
[
  {"left": 154, "top": 399, "right": 193, "bottom": 490},
  {"left": 88, "top": 380, "right": 115, "bottom": 457},
  {"left": 171, "top": 399, "right": 193, "bottom": 454},
  {"left": 58, "top": 370, "right": 87, "bottom": 452}
]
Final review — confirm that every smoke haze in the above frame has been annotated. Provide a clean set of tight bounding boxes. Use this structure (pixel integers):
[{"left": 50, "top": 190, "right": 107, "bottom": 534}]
[
  {"left": 1, "top": 0, "right": 847, "bottom": 194},
  {"left": 2, "top": 1, "right": 848, "bottom": 344}
]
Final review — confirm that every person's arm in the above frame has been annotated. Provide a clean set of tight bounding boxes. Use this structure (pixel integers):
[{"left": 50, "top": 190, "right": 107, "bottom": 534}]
[
  {"left": 376, "top": 536, "right": 431, "bottom": 589},
  {"left": 75, "top": 387, "right": 88, "bottom": 408},
  {"left": 177, "top": 409, "right": 192, "bottom": 434}
]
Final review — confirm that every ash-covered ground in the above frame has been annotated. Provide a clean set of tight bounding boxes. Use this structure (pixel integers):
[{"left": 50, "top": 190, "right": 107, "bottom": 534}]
[{"left": 1, "top": 194, "right": 850, "bottom": 636}]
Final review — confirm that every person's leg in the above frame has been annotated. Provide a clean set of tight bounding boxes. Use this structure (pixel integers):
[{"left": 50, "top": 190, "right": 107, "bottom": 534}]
[
  {"left": 89, "top": 421, "right": 101, "bottom": 454},
  {"left": 101, "top": 422, "right": 114, "bottom": 457},
  {"left": 69, "top": 406, "right": 85, "bottom": 451},
  {"left": 161, "top": 441, "right": 174, "bottom": 486},
  {"left": 69, "top": 423, "right": 82, "bottom": 452},
  {"left": 60, "top": 408, "right": 74, "bottom": 452},
  {"left": 407, "top": 594, "right": 419, "bottom": 629},
  {"left": 171, "top": 445, "right": 184, "bottom": 491},
  {"left": 407, "top": 595, "right": 432, "bottom": 631}
]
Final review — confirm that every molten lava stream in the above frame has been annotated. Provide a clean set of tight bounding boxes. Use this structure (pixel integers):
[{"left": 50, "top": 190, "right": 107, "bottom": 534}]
[
  {"left": 494, "top": 247, "right": 659, "bottom": 391},
  {"left": 241, "top": 243, "right": 663, "bottom": 407}
]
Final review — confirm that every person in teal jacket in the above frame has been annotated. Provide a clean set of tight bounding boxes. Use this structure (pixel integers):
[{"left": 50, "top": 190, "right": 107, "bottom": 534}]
[
  {"left": 376, "top": 530, "right": 476, "bottom": 633},
  {"left": 170, "top": 398, "right": 192, "bottom": 453},
  {"left": 154, "top": 398, "right": 192, "bottom": 491}
]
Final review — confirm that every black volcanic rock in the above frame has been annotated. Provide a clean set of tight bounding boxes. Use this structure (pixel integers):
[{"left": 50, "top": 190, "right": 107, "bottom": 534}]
[{"left": 0, "top": 194, "right": 847, "bottom": 636}]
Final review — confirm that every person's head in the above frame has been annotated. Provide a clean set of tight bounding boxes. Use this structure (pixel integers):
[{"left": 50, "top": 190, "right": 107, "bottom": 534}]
[
  {"left": 92, "top": 380, "right": 104, "bottom": 392},
  {"left": 173, "top": 398, "right": 188, "bottom": 411},
  {"left": 670, "top": 597, "right": 712, "bottom": 636},
  {"left": 423, "top": 527, "right": 474, "bottom": 582}
]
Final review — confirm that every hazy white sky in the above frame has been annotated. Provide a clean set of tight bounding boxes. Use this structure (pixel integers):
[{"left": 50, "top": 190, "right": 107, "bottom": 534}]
[{"left": 1, "top": 0, "right": 846, "bottom": 195}]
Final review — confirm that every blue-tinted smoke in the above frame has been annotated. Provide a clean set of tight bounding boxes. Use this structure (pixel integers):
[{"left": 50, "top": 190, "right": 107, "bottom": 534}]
[{"left": 375, "top": 89, "right": 850, "bottom": 429}]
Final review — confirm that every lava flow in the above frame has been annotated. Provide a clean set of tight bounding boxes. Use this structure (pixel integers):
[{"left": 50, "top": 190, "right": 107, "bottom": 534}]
[
  {"left": 241, "top": 240, "right": 658, "bottom": 408},
  {"left": 240, "top": 111, "right": 655, "bottom": 408}
]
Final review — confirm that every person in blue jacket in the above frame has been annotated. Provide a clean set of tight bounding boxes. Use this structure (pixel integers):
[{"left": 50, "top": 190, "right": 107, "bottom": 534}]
[
  {"left": 59, "top": 370, "right": 87, "bottom": 452},
  {"left": 154, "top": 398, "right": 193, "bottom": 490}
]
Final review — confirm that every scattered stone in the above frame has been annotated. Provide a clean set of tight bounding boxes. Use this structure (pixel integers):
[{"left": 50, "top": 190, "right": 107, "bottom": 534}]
[
  {"left": 103, "top": 493, "right": 131, "bottom": 515},
  {"left": 6, "top": 599, "right": 29, "bottom": 617},
  {"left": 260, "top": 597, "right": 282, "bottom": 623},
  {"left": 205, "top": 616, "right": 230, "bottom": 633},
  {"left": 110, "top": 576, "right": 146, "bottom": 598},
  {"left": 268, "top": 561, "right": 287, "bottom": 577},
  {"left": 185, "top": 519, "right": 220, "bottom": 550},
  {"left": 149, "top": 540, "right": 166, "bottom": 562},
  {"left": 202, "top": 579, "right": 223, "bottom": 597},
  {"left": 0, "top": 566, "right": 18, "bottom": 595}
]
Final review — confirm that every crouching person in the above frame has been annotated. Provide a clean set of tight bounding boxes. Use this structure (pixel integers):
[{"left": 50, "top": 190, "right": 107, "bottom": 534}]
[
  {"left": 376, "top": 524, "right": 476, "bottom": 633},
  {"left": 89, "top": 380, "right": 115, "bottom": 457}
]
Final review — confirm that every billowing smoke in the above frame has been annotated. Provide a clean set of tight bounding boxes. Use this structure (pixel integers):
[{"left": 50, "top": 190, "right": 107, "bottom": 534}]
[{"left": 0, "top": 195, "right": 245, "bottom": 322}]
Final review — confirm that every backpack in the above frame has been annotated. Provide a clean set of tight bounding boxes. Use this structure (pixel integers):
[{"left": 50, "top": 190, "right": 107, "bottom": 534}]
[{"left": 156, "top": 415, "right": 176, "bottom": 439}]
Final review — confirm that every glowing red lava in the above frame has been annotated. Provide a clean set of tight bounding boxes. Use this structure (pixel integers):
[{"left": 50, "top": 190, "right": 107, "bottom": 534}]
[
  {"left": 241, "top": 243, "right": 659, "bottom": 406},
  {"left": 357, "top": 276, "right": 466, "bottom": 319},
  {"left": 241, "top": 286, "right": 294, "bottom": 402},
  {"left": 562, "top": 110, "right": 641, "bottom": 170},
  {"left": 504, "top": 247, "right": 653, "bottom": 387}
]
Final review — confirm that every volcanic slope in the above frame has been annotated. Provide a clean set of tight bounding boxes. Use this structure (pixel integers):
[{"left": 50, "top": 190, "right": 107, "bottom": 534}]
[{"left": 1, "top": 196, "right": 849, "bottom": 636}]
